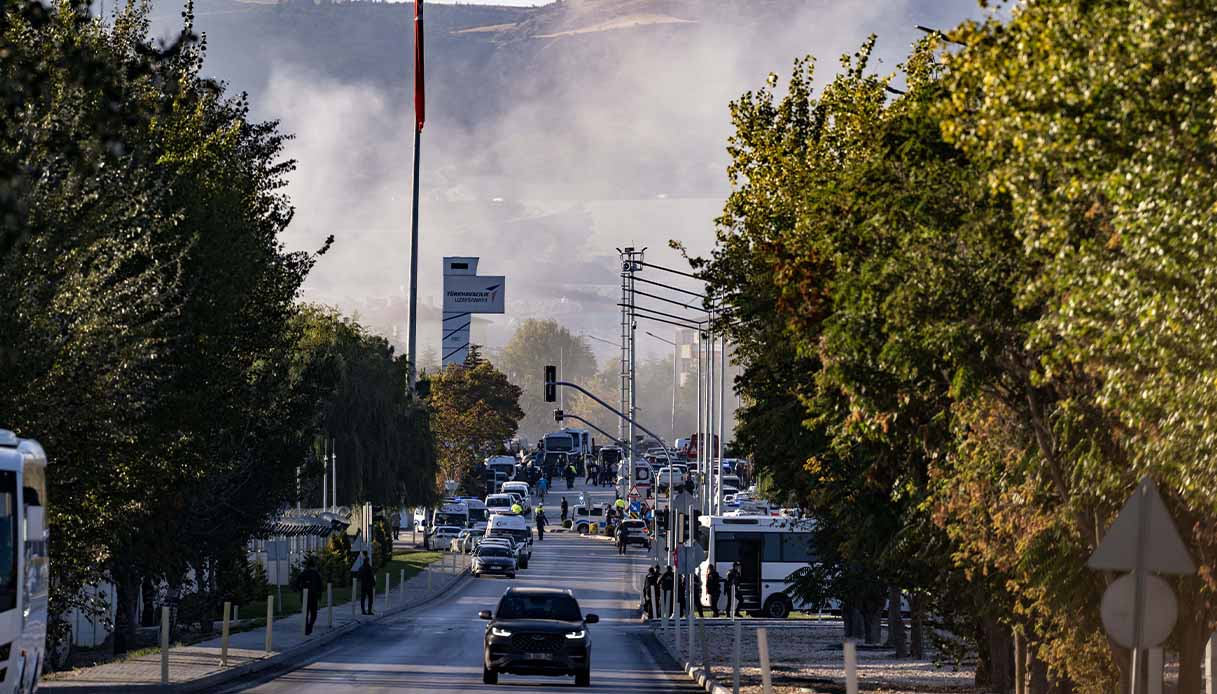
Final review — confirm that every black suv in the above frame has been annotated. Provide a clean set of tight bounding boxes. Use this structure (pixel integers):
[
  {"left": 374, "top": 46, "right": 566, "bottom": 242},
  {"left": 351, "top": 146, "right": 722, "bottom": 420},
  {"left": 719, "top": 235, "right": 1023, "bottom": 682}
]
[{"left": 480, "top": 587, "right": 598, "bottom": 686}]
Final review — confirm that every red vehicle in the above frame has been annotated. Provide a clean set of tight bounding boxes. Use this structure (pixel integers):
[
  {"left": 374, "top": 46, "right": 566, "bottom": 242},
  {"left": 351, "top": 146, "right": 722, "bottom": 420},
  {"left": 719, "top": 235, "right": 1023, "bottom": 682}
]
[{"left": 683, "top": 433, "right": 719, "bottom": 461}]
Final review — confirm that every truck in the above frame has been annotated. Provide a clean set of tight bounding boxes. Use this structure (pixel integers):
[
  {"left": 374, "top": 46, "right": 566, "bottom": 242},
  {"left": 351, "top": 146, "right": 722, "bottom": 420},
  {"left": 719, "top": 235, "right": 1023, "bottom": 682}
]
[{"left": 0, "top": 429, "right": 49, "bottom": 693}]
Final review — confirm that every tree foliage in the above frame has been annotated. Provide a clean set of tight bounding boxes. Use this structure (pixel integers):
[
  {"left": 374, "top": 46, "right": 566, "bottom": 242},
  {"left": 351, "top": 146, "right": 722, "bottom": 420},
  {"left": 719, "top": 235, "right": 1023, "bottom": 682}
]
[
  {"left": 497, "top": 319, "right": 596, "bottom": 440},
  {"left": 698, "top": 3, "right": 1217, "bottom": 691},
  {"left": 430, "top": 347, "right": 523, "bottom": 494},
  {"left": 0, "top": 0, "right": 436, "bottom": 657}
]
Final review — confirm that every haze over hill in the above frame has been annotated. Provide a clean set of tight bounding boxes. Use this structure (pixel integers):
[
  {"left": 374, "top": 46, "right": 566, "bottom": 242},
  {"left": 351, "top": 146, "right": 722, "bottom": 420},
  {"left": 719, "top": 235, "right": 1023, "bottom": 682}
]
[{"left": 142, "top": 0, "right": 987, "bottom": 360}]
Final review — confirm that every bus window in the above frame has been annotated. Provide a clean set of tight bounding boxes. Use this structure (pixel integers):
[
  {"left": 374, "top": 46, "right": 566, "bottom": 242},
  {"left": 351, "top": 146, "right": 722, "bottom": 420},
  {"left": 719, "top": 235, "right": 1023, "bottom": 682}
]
[
  {"left": 713, "top": 532, "right": 739, "bottom": 563},
  {"left": 782, "top": 533, "right": 816, "bottom": 563},
  {"left": 0, "top": 471, "right": 16, "bottom": 612},
  {"left": 763, "top": 534, "right": 782, "bottom": 562}
]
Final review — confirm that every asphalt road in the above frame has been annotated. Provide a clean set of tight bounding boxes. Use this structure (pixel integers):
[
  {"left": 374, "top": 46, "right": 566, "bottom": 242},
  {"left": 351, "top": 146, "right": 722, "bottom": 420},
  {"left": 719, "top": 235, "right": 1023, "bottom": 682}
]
[{"left": 221, "top": 482, "right": 698, "bottom": 693}]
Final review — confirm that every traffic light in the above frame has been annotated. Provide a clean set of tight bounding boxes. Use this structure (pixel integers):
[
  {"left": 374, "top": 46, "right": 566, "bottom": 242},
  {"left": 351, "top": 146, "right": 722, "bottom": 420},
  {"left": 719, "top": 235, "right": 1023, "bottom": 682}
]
[
  {"left": 554, "top": 409, "right": 564, "bottom": 422},
  {"left": 544, "top": 365, "right": 557, "bottom": 402}
]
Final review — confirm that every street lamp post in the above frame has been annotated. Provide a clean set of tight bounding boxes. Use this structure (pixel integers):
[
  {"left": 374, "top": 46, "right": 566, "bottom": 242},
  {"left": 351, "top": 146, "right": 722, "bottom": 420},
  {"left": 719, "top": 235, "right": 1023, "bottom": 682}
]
[{"left": 645, "top": 331, "right": 678, "bottom": 444}]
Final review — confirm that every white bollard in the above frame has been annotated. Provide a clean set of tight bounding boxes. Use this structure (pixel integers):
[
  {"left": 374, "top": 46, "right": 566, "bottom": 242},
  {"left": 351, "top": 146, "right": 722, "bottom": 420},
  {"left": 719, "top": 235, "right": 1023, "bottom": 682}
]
[
  {"left": 400, "top": 569, "right": 406, "bottom": 604},
  {"left": 1207, "top": 632, "right": 1217, "bottom": 694},
  {"left": 732, "top": 620, "right": 742, "bottom": 694},
  {"left": 1147, "top": 647, "right": 1163, "bottom": 694},
  {"left": 675, "top": 590, "right": 683, "bottom": 655},
  {"left": 160, "top": 605, "right": 170, "bottom": 685},
  {"left": 731, "top": 585, "right": 737, "bottom": 622},
  {"left": 757, "top": 627, "right": 773, "bottom": 694},
  {"left": 302, "top": 588, "right": 309, "bottom": 636},
  {"left": 351, "top": 577, "right": 357, "bottom": 617},
  {"left": 845, "top": 640, "right": 859, "bottom": 694},
  {"left": 265, "top": 596, "right": 274, "bottom": 653},
  {"left": 220, "top": 601, "right": 231, "bottom": 667},
  {"left": 327, "top": 583, "right": 333, "bottom": 628},
  {"left": 688, "top": 581, "right": 697, "bottom": 662},
  {"left": 384, "top": 573, "right": 390, "bottom": 610}
]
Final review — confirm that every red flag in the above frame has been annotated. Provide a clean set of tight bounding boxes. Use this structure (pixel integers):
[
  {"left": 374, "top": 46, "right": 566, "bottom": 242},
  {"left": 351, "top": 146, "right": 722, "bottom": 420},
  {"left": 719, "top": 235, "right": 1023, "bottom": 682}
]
[{"left": 413, "top": 0, "right": 425, "bottom": 133}]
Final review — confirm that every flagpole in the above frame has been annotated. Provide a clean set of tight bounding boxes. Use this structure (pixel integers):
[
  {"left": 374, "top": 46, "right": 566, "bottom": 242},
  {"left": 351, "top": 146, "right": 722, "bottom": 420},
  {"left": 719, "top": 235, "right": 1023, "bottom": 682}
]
[{"left": 407, "top": 0, "right": 425, "bottom": 393}]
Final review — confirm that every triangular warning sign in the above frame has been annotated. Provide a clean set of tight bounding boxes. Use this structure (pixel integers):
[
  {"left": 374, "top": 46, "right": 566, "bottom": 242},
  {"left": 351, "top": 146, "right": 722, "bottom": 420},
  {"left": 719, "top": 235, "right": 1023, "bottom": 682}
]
[{"left": 1088, "top": 478, "right": 1195, "bottom": 575}]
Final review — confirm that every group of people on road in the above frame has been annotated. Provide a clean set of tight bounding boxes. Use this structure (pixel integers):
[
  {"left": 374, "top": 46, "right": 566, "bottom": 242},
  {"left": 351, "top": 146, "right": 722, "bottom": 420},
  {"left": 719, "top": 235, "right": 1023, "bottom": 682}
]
[{"left": 642, "top": 562, "right": 743, "bottom": 620}]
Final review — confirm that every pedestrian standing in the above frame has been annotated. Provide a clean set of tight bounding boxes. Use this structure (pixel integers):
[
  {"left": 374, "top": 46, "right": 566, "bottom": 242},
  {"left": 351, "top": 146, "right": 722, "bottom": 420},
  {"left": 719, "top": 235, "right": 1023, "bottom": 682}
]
[
  {"left": 660, "top": 566, "right": 675, "bottom": 617},
  {"left": 586, "top": 461, "right": 597, "bottom": 486},
  {"left": 560, "top": 497, "right": 569, "bottom": 522},
  {"left": 296, "top": 556, "right": 323, "bottom": 634},
  {"left": 725, "top": 562, "right": 741, "bottom": 616},
  {"left": 616, "top": 521, "right": 630, "bottom": 555},
  {"left": 706, "top": 564, "right": 722, "bottom": 618},
  {"left": 677, "top": 573, "right": 687, "bottom": 617},
  {"left": 538, "top": 476, "right": 548, "bottom": 500},
  {"left": 535, "top": 507, "right": 547, "bottom": 541},
  {"left": 643, "top": 565, "right": 660, "bottom": 619},
  {"left": 357, "top": 551, "right": 375, "bottom": 615}
]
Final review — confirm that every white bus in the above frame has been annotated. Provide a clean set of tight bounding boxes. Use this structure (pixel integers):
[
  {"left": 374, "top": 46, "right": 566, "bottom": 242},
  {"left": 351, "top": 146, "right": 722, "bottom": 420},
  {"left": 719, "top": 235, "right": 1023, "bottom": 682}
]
[
  {"left": 0, "top": 430, "right": 49, "bottom": 692},
  {"left": 696, "top": 514, "right": 816, "bottom": 619}
]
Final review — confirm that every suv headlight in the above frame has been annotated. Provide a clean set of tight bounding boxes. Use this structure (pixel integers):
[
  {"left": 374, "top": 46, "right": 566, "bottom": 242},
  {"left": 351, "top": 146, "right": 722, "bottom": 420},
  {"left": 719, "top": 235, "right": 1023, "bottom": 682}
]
[
  {"left": 565, "top": 629, "right": 586, "bottom": 640},
  {"left": 491, "top": 627, "right": 512, "bottom": 637}
]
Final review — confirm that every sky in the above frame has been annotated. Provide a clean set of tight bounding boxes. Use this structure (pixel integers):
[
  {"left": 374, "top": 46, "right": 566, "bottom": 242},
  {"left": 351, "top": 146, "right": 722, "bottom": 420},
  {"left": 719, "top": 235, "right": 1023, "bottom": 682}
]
[{"left": 151, "top": 0, "right": 990, "bottom": 364}]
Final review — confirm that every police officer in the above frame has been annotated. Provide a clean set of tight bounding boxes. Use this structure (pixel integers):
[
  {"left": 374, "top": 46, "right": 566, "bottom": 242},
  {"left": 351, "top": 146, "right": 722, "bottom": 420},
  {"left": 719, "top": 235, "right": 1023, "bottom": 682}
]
[
  {"left": 725, "top": 562, "right": 742, "bottom": 616},
  {"left": 535, "top": 505, "right": 547, "bottom": 541},
  {"left": 706, "top": 564, "right": 722, "bottom": 617},
  {"left": 643, "top": 565, "right": 660, "bottom": 618}
]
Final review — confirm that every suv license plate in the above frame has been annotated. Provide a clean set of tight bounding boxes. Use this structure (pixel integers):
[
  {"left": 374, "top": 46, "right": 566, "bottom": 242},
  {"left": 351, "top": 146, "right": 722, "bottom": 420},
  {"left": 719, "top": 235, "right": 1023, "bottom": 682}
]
[{"left": 525, "top": 653, "right": 552, "bottom": 660}]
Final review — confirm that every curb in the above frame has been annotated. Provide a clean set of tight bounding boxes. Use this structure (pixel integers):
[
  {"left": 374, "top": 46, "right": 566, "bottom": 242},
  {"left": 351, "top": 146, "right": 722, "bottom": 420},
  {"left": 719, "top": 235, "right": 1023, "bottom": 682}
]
[
  {"left": 43, "top": 567, "right": 472, "bottom": 694},
  {"left": 649, "top": 623, "right": 732, "bottom": 694}
]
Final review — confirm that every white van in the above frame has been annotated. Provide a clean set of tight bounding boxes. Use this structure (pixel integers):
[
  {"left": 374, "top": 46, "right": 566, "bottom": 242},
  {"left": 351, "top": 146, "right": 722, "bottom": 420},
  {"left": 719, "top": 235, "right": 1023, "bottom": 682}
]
[
  {"left": 486, "top": 513, "right": 532, "bottom": 567},
  {"left": 485, "top": 493, "right": 516, "bottom": 515},
  {"left": 501, "top": 481, "right": 531, "bottom": 514}
]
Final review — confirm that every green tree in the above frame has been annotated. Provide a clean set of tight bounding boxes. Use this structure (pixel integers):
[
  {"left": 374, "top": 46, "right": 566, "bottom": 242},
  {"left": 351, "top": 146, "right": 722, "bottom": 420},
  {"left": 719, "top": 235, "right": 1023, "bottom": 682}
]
[
  {"left": 293, "top": 306, "right": 438, "bottom": 508},
  {"left": 430, "top": 346, "right": 524, "bottom": 494},
  {"left": 497, "top": 319, "right": 596, "bottom": 440}
]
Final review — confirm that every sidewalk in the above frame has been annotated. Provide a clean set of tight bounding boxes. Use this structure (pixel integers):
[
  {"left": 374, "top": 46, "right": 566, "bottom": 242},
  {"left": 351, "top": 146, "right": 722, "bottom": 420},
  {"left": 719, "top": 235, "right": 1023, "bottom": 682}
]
[{"left": 42, "top": 551, "right": 471, "bottom": 693}]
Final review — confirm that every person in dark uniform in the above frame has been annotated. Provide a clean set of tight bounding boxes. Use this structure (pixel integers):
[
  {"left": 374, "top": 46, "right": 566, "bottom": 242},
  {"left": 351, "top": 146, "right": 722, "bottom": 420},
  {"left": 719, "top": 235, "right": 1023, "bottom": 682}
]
[
  {"left": 643, "top": 565, "right": 660, "bottom": 618},
  {"left": 706, "top": 564, "right": 722, "bottom": 618},
  {"left": 357, "top": 551, "right": 375, "bottom": 615},
  {"left": 296, "top": 556, "right": 324, "bottom": 634},
  {"left": 535, "top": 506, "right": 548, "bottom": 541},
  {"left": 725, "top": 562, "right": 742, "bottom": 617},
  {"left": 677, "top": 573, "right": 688, "bottom": 618},
  {"left": 660, "top": 566, "right": 675, "bottom": 617}
]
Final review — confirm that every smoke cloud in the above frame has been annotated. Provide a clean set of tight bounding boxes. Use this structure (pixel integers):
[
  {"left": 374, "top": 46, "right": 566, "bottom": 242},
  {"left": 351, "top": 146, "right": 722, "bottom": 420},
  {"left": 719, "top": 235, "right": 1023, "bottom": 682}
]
[{"left": 147, "top": 0, "right": 987, "bottom": 362}]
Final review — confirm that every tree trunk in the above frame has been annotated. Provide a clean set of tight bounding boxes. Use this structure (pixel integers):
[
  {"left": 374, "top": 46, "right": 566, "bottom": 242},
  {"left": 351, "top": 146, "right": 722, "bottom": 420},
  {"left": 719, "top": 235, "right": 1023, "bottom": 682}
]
[
  {"left": 909, "top": 592, "right": 924, "bottom": 659},
  {"left": 1176, "top": 582, "right": 1208, "bottom": 694},
  {"left": 1029, "top": 646, "right": 1049, "bottom": 694},
  {"left": 842, "top": 599, "right": 857, "bottom": 639},
  {"left": 112, "top": 568, "right": 141, "bottom": 655},
  {"left": 982, "top": 618, "right": 1014, "bottom": 693},
  {"left": 864, "top": 600, "right": 884, "bottom": 645},
  {"left": 887, "top": 586, "right": 907, "bottom": 657},
  {"left": 140, "top": 576, "right": 157, "bottom": 627}
]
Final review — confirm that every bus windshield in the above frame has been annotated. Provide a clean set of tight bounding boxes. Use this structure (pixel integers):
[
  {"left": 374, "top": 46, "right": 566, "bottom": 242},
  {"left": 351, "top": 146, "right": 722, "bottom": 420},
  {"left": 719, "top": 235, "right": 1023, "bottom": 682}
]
[
  {"left": 544, "top": 435, "right": 573, "bottom": 451},
  {"left": 0, "top": 471, "right": 16, "bottom": 612}
]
